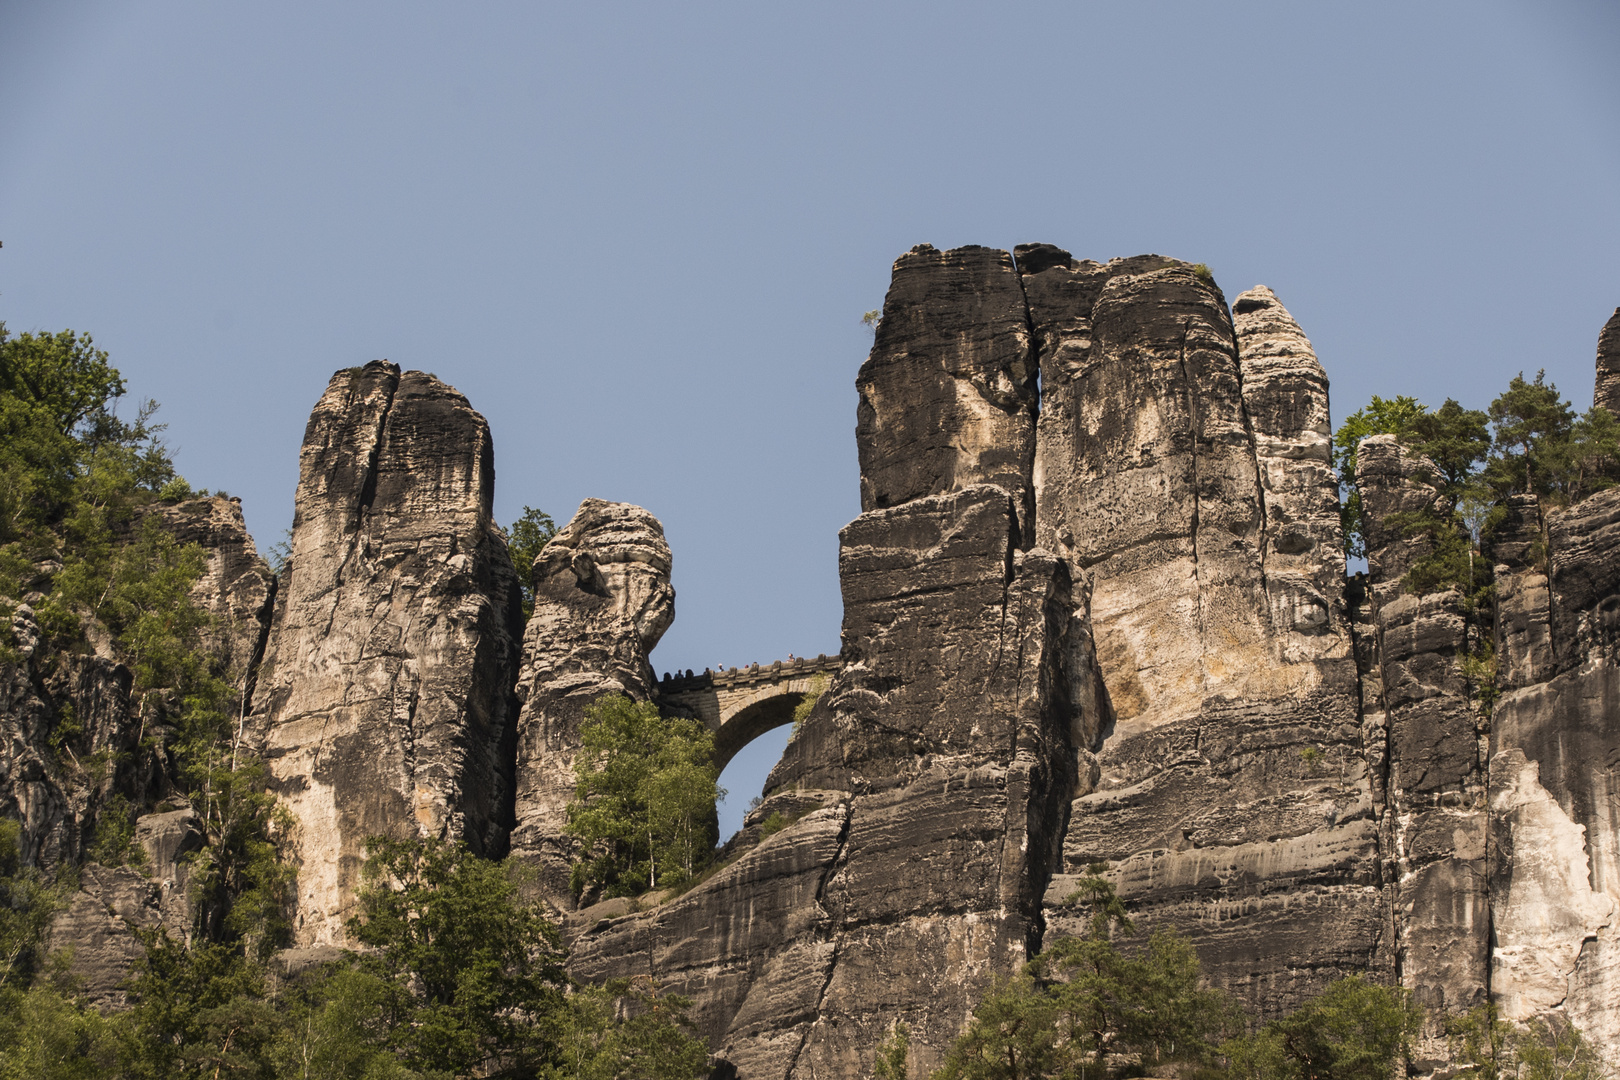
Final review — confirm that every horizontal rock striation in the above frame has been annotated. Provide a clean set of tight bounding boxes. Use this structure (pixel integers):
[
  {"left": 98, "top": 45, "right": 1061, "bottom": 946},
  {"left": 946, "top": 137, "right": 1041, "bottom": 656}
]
[
  {"left": 1356, "top": 437, "right": 1487, "bottom": 1047},
  {"left": 250, "top": 361, "right": 523, "bottom": 946},
  {"left": 1490, "top": 481, "right": 1620, "bottom": 1048},
  {"left": 1021, "top": 246, "right": 1370, "bottom": 1017}
]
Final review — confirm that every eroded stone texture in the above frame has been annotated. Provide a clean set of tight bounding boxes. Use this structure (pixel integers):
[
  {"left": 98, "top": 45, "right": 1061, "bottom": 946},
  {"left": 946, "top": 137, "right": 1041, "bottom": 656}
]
[
  {"left": 1232, "top": 285, "right": 1345, "bottom": 644},
  {"left": 150, "top": 496, "right": 276, "bottom": 697},
  {"left": 1594, "top": 307, "right": 1620, "bottom": 416},
  {"left": 0, "top": 605, "right": 139, "bottom": 869},
  {"left": 509, "top": 499, "right": 674, "bottom": 905},
  {"left": 1018, "top": 250, "right": 1367, "bottom": 1015},
  {"left": 252, "top": 361, "right": 524, "bottom": 946},
  {"left": 856, "top": 245, "right": 1037, "bottom": 533},
  {"left": 1356, "top": 436, "right": 1487, "bottom": 1032},
  {"left": 1490, "top": 484, "right": 1620, "bottom": 1049}
]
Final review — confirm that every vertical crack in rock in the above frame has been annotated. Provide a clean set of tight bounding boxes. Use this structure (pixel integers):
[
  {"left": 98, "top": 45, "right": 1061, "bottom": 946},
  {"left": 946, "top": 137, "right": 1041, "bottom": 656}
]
[
  {"left": 1357, "top": 435, "right": 1488, "bottom": 1046},
  {"left": 1031, "top": 256, "right": 1372, "bottom": 1021},
  {"left": 250, "top": 361, "right": 523, "bottom": 946}
]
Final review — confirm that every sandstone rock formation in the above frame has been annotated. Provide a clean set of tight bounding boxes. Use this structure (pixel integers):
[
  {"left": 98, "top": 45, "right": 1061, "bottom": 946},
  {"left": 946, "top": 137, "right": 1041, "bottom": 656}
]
[
  {"left": 1017, "top": 249, "right": 1370, "bottom": 1020},
  {"left": 14, "top": 243, "right": 1620, "bottom": 1074},
  {"left": 1356, "top": 436, "right": 1488, "bottom": 1045},
  {"left": 250, "top": 361, "right": 523, "bottom": 946},
  {"left": 1490, "top": 478, "right": 1620, "bottom": 1046},
  {"left": 508, "top": 498, "right": 675, "bottom": 904},
  {"left": 1594, "top": 307, "right": 1620, "bottom": 416},
  {"left": 149, "top": 495, "right": 277, "bottom": 708}
]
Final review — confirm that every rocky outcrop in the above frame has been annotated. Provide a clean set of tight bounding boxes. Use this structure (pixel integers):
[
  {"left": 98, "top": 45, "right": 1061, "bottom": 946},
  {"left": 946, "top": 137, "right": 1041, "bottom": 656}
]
[
  {"left": 1594, "top": 308, "right": 1620, "bottom": 416},
  {"left": 1018, "top": 247, "right": 1370, "bottom": 1016},
  {"left": 250, "top": 361, "right": 523, "bottom": 946},
  {"left": 0, "top": 605, "right": 135, "bottom": 870},
  {"left": 1490, "top": 482, "right": 1620, "bottom": 1047},
  {"left": 1232, "top": 285, "right": 1345, "bottom": 641},
  {"left": 149, "top": 495, "right": 276, "bottom": 705},
  {"left": 509, "top": 499, "right": 674, "bottom": 905},
  {"left": 856, "top": 245, "right": 1038, "bottom": 534},
  {"left": 1356, "top": 436, "right": 1488, "bottom": 1036}
]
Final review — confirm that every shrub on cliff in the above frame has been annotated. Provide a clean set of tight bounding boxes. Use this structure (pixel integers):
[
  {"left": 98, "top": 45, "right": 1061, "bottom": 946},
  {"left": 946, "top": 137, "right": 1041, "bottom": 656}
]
[
  {"left": 506, "top": 505, "right": 557, "bottom": 621},
  {"left": 566, "top": 696, "right": 723, "bottom": 898},
  {"left": 932, "top": 872, "right": 1238, "bottom": 1079}
]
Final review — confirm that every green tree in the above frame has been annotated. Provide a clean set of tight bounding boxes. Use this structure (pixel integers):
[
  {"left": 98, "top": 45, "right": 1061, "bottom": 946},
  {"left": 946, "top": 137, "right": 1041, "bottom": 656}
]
[
  {"left": 1332, "top": 395, "right": 1428, "bottom": 557},
  {"left": 344, "top": 836, "right": 570, "bottom": 1078},
  {"left": 1483, "top": 370, "right": 1575, "bottom": 500},
  {"left": 1448, "top": 1004, "right": 1612, "bottom": 1080},
  {"left": 932, "top": 972, "right": 1060, "bottom": 1080},
  {"left": 507, "top": 506, "right": 557, "bottom": 621},
  {"left": 1222, "top": 975, "right": 1422, "bottom": 1080},
  {"left": 933, "top": 871, "right": 1233, "bottom": 1080},
  {"left": 117, "top": 934, "right": 282, "bottom": 1080},
  {"left": 566, "top": 696, "right": 723, "bottom": 898},
  {"left": 555, "top": 978, "right": 710, "bottom": 1080},
  {"left": 872, "top": 1022, "right": 910, "bottom": 1080}
]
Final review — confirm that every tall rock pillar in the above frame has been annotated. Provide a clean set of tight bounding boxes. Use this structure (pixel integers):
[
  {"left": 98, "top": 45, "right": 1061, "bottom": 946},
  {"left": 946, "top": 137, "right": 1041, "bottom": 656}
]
[
  {"left": 508, "top": 499, "right": 675, "bottom": 905},
  {"left": 1356, "top": 435, "right": 1489, "bottom": 1031},
  {"left": 1022, "top": 246, "right": 1373, "bottom": 1016},
  {"left": 252, "top": 361, "right": 524, "bottom": 946}
]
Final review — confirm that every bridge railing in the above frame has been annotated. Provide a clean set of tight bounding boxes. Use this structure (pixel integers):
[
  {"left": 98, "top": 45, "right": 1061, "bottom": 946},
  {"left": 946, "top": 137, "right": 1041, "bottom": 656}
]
[{"left": 658, "top": 653, "right": 841, "bottom": 694}]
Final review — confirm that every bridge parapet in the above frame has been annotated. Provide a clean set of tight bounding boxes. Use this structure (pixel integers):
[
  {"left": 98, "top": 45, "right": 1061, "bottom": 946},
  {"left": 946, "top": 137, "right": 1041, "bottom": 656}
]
[
  {"left": 657, "top": 653, "right": 841, "bottom": 770},
  {"left": 658, "top": 652, "right": 841, "bottom": 693}
]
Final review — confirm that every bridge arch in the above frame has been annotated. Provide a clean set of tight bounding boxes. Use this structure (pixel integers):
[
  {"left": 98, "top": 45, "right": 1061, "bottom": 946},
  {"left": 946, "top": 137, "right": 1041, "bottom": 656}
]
[{"left": 658, "top": 655, "right": 839, "bottom": 773}]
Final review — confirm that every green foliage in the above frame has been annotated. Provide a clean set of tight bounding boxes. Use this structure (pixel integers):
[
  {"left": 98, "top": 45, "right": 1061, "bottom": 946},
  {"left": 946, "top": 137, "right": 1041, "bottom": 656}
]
[
  {"left": 1332, "top": 394, "right": 1428, "bottom": 557},
  {"left": 555, "top": 978, "right": 710, "bottom": 1080},
  {"left": 507, "top": 505, "right": 557, "bottom": 621},
  {"left": 934, "top": 873, "right": 1235, "bottom": 1079},
  {"left": 1484, "top": 371, "right": 1576, "bottom": 500},
  {"left": 0, "top": 979, "right": 118, "bottom": 1080},
  {"left": 758, "top": 810, "right": 801, "bottom": 838},
  {"left": 87, "top": 794, "right": 145, "bottom": 869},
  {"left": 345, "top": 836, "right": 570, "bottom": 1078},
  {"left": 567, "top": 696, "right": 723, "bottom": 898},
  {"left": 791, "top": 674, "right": 827, "bottom": 733},
  {"left": 1221, "top": 975, "right": 1422, "bottom": 1080},
  {"left": 106, "top": 836, "right": 710, "bottom": 1080},
  {"left": 0, "top": 821, "right": 66, "bottom": 991},
  {"left": 873, "top": 1021, "right": 910, "bottom": 1080},
  {"left": 862, "top": 309, "right": 882, "bottom": 334},
  {"left": 1191, "top": 262, "right": 1215, "bottom": 284},
  {"left": 119, "top": 933, "right": 282, "bottom": 1080},
  {"left": 1447, "top": 1004, "right": 1612, "bottom": 1080}
]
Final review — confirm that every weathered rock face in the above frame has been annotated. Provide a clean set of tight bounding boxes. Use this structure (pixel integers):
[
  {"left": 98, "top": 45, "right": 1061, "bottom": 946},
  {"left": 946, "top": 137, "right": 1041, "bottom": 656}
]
[
  {"left": 856, "top": 245, "right": 1038, "bottom": 534},
  {"left": 1594, "top": 307, "right": 1620, "bottom": 417},
  {"left": 1490, "top": 482, "right": 1620, "bottom": 1048},
  {"left": 150, "top": 496, "right": 277, "bottom": 702},
  {"left": 1018, "top": 247, "right": 1370, "bottom": 1017},
  {"left": 251, "top": 361, "right": 523, "bottom": 946},
  {"left": 508, "top": 498, "right": 674, "bottom": 905},
  {"left": 1356, "top": 437, "right": 1488, "bottom": 1040}
]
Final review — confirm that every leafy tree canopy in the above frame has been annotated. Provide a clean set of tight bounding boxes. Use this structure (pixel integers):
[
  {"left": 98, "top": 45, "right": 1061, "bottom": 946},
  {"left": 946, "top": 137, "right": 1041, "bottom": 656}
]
[
  {"left": 507, "top": 505, "right": 557, "bottom": 621},
  {"left": 566, "top": 696, "right": 723, "bottom": 899}
]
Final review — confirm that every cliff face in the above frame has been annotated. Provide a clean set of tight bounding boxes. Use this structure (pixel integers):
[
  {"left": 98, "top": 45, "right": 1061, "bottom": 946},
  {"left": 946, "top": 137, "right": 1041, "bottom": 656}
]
[
  {"left": 249, "top": 361, "right": 523, "bottom": 946},
  {"left": 14, "top": 246, "right": 1620, "bottom": 1073}
]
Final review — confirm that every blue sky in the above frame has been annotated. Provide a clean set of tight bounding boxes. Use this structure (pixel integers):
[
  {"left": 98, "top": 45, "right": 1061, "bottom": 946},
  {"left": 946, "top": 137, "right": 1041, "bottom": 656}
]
[{"left": 4, "top": 2, "right": 1617, "bottom": 836}]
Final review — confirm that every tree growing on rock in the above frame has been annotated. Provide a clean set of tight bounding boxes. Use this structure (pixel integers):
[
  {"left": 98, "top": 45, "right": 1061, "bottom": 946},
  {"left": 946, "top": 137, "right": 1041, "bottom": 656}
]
[{"left": 566, "top": 696, "right": 723, "bottom": 898}]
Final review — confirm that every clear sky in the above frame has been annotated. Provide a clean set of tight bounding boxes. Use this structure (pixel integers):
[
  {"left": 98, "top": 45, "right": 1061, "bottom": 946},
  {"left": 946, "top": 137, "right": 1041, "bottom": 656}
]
[{"left": 4, "top": 1, "right": 1618, "bottom": 837}]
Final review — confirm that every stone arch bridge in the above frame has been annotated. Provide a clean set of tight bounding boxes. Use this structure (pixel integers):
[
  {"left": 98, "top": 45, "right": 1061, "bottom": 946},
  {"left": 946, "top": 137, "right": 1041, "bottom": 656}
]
[{"left": 657, "top": 654, "right": 841, "bottom": 772}]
